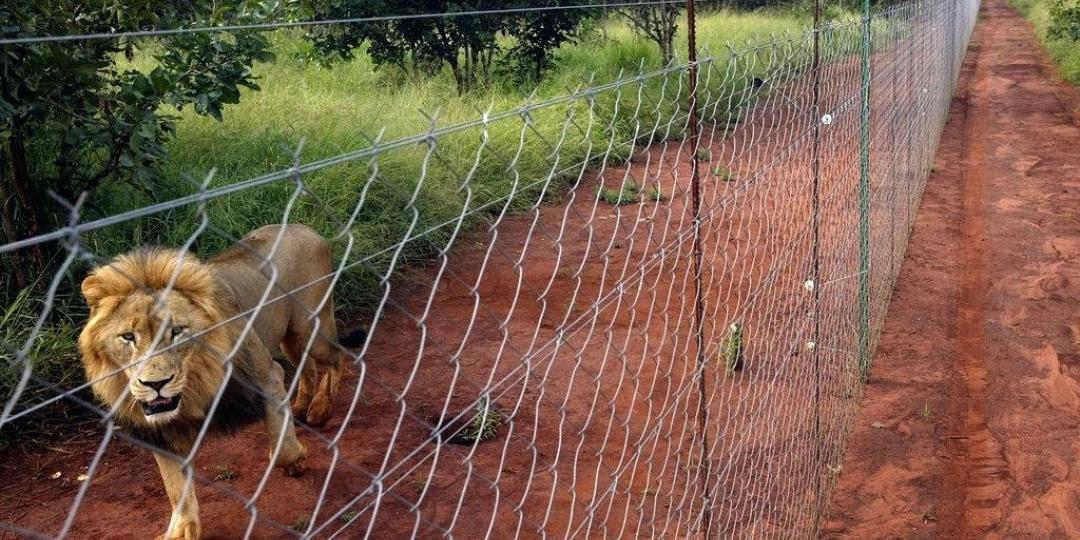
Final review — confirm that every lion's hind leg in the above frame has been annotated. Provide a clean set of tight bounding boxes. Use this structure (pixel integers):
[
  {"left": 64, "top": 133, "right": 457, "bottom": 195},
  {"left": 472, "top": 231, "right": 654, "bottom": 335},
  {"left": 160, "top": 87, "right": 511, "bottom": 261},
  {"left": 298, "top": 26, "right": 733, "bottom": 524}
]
[
  {"left": 284, "top": 305, "right": 350, "bottom": 427},
  {"left": 281, "top": 334, "right": 318, "bottom": 424}
]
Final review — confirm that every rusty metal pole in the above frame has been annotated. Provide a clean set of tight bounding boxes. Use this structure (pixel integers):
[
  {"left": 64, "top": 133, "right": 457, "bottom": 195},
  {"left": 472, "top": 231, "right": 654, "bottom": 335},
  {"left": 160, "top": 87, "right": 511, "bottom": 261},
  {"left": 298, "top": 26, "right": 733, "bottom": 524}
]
[
  {"left": 810, "top": 0, "right": 824, "bottom": 530},
  {"left": 687, "top": 0, "right": 710, "bottom": 537}
]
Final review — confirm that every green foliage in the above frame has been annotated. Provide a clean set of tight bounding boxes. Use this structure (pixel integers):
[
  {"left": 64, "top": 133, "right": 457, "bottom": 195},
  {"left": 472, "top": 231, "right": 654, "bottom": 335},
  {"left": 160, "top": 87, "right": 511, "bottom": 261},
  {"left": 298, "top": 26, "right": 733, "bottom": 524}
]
[
  {"left": 1012, "top": 0, "right": 1080, "bottom": 84},
  {"left": 0, "top": 0, "right": 280, "bottom": 289},
  {"left": 721, "top": 322, "right": 744, "bottom": 375},
  {"left": 1049, "top": 0, "right": 1080, "bottom": 40},
  {"left": 695, "top": 148, "right": 713, "bottom": 162},
  {"left": 598, "top": 181, "right": 640, "bottom": 205},
  {"left": 303, "top": 0, "right": 596, "bottom": 92},
  {"left": 616, "top": 5, "right": 681, "bottom": 65},
  {"left": 0, "top": 285, "right": 86, "bottom": 449}
]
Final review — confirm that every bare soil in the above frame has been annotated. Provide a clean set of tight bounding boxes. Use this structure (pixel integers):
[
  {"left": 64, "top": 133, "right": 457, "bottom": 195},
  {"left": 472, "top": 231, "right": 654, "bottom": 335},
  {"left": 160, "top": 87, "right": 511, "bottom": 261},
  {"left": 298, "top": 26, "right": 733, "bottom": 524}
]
[{"left": 824, "top": 0, "right": 1080, "bottom": 537}]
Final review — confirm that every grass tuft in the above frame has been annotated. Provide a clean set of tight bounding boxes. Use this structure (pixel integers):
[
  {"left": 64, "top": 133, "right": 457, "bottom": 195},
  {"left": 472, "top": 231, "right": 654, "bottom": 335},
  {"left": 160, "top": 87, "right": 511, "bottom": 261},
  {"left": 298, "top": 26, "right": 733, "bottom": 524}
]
[
  {"left": 721, "top": 322, "right": 744, "bottom": 375},
  {"left": 713, "top": 165, "right": 735, "bottom": 181},
  {"left": 457, "top": 396, "right": 503, "bottom": 444},
  {"left": 214, "top": 465, "right": 236, "bottom": 482},
  {"left": 646, "top": 184, "right": 666, "bottom": 202},
  {"left": 598, "top": 181, "right": 640, "bottom": 205}
]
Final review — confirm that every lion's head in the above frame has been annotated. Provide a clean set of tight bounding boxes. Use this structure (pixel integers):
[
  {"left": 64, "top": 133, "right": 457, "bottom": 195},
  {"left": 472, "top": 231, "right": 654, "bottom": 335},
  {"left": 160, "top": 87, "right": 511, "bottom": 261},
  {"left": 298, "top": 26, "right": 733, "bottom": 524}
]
[{"left": 79, "top": 248, "right": 233, "bottom": 429}]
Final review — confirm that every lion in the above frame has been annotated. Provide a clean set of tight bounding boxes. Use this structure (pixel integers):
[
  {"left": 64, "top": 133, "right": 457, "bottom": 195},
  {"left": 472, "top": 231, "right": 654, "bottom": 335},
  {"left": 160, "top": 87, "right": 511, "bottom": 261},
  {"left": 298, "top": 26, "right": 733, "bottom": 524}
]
[{"left": 78, "top": 224, "right": 364, "bottom": 540}]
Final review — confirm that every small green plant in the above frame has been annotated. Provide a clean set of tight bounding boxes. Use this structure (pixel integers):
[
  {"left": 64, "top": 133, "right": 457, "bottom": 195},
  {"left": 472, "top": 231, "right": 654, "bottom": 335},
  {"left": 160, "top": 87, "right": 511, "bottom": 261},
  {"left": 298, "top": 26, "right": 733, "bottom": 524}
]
[
  {"left": 647, "top": 184, "right": 666, "bottom": 202},
  {"left": 597, "top": 181, "right": 639, "bottom": 205},
  {"left": 713, "top": 165, "right": 735, "bottom": 181},
  {"left": 340, "top": 510, "right": 360, "bottom": 524},
  {"left": 289, "top": 515, "right": 311, "bottom": 532},
  {"left": 695, "top": 148, "right": 712, "bottom": 162},
  {"left": 720, "top": 322, "right": 744, "bottom": 375},
  {"left": 214, "top": 464, "right": 236, "bottom": 482},
  {"left": 919, "top": 403, "right": 934, "bottom": 420},
  {"left": 458, "top": 396, "right": 503, "bottom": 443}
]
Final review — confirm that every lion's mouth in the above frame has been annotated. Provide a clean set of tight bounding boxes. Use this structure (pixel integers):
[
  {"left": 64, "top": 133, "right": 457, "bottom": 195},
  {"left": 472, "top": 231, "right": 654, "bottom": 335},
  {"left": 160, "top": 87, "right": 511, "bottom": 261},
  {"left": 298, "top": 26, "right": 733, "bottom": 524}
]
[{"left": 141, "top": 394, "right": 181, "bottom": 416}]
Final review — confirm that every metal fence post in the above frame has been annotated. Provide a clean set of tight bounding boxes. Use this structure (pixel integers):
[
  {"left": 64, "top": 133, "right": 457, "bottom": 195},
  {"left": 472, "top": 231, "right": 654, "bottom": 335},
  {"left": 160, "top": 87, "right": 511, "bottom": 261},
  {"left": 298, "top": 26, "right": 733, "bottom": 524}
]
[
  {"left": 686, "top": 0, "right": 711, "bottom": 537},
  {"left": 810, "top": 0, "right": 824, "bottom": 527},
  {"left": 858, "top": 0, "right": 873, "bottom": 378}
]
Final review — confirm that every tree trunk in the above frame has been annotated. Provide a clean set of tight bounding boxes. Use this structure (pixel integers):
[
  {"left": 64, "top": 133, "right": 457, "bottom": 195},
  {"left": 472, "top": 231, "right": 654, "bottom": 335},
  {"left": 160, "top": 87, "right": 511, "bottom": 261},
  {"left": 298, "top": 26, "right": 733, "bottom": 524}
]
[{"left": 1, "top": 123, "right": 49, "bottom": 288}]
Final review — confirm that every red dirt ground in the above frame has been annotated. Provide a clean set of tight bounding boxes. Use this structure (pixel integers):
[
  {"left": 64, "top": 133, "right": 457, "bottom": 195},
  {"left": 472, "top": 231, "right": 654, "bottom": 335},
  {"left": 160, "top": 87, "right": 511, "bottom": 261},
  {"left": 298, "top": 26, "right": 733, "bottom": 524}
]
[{"left": 823, "top": 0, "right": 1080, "bottom": 538}]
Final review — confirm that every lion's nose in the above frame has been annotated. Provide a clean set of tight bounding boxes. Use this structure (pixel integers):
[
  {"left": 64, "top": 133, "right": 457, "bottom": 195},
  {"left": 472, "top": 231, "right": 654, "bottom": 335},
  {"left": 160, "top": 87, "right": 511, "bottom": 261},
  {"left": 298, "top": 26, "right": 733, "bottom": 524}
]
[{"left": 138, "top": 376, "right": 173, "bottom": 392}]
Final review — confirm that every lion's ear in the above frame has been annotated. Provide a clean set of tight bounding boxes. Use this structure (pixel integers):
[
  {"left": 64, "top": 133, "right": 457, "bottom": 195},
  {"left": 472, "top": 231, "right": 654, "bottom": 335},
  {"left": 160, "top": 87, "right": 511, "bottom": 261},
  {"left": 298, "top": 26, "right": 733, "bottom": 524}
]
[{"left": 81, "top": 272, "right": 109, "bottom": 315}]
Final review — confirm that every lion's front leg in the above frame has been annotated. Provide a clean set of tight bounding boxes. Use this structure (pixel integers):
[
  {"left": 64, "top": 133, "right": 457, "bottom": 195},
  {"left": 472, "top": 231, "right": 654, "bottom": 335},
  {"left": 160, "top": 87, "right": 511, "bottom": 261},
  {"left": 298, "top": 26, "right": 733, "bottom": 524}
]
[
  {"left": 153, "top": 451, "right": 201, "bottom": 540},
  {"left": 264, "top": 360, "right": 307, "bottom": 476}
]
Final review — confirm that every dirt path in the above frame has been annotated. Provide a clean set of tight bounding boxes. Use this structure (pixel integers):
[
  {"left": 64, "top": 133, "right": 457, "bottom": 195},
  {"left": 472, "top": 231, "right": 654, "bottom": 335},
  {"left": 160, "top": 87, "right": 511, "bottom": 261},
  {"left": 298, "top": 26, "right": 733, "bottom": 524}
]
[{"left": 824, "top": 0, "right": 1080, "bottom": 538}]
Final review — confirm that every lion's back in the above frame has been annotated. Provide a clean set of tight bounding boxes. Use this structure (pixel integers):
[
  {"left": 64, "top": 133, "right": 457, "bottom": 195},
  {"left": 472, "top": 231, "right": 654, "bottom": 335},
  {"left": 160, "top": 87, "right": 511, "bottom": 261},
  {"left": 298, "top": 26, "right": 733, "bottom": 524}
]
[{"left": 209, "top": 224, "right": 336, "bottom": 345}]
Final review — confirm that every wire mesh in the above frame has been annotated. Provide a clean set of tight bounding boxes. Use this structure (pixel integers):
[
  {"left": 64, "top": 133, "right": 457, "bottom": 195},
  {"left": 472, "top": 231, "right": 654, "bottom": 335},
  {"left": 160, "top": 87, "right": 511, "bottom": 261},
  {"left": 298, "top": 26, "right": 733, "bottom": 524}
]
[{"left": 0, "top": 0, "right": 979, "bottom": 537}]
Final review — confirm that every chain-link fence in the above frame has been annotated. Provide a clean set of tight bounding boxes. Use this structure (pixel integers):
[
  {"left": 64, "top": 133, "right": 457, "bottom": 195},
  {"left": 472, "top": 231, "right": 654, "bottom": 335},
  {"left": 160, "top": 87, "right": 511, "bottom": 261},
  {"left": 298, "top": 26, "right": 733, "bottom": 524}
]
[{"left": 0, "top": 0, "right": 977, "bottom": 537}]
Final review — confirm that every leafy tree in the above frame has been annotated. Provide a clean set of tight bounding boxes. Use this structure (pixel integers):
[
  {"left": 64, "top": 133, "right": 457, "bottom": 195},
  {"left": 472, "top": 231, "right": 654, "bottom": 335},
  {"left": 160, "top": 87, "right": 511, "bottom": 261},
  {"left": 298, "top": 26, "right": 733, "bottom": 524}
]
[
  {"left": 0, "top": 1, "right": 279, "bottom": 289},
  {"left": 304, "top": 0, "right": 595, "bottom": 92},
  {"left": 616, "top": 5, "right": 681, "bottom": 65}
]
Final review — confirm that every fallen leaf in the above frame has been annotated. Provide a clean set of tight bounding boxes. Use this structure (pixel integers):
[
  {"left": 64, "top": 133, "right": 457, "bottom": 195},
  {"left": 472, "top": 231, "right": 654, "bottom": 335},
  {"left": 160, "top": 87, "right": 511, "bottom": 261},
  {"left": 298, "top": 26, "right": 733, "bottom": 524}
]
[
  {"left": 50, "top": 471, "right": 62, "bottom": 479},
  {"left": 77, "top": 473, "right": 89, "bottom": 482},
  {"left": 871, "top": 422, "right": 886, "bottom": 429}
]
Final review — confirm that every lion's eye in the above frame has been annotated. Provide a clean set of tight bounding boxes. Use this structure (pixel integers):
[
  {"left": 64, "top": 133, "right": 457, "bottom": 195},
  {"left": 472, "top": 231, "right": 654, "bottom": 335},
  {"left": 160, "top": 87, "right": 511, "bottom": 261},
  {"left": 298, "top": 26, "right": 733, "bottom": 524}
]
[
  {"left": 120, "top": 332, "right": 136, "bottom": 343},
  {"left": 170, "top": 325, "right": 186, "bottom": 339}
]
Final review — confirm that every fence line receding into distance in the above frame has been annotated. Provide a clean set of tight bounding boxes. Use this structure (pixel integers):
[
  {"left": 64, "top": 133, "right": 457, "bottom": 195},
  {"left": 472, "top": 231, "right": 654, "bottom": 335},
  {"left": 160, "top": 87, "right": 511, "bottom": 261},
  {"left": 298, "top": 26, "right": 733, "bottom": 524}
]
[{"left": 0, "top": 0, "right": 979, "bottom": 537}]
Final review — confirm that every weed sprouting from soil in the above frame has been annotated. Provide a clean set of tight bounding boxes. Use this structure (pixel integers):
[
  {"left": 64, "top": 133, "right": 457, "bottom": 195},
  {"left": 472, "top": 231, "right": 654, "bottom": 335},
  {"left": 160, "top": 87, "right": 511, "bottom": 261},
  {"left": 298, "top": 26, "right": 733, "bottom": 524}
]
[{"left": 598, "top": 181, "right": 639, "bottom": 205}]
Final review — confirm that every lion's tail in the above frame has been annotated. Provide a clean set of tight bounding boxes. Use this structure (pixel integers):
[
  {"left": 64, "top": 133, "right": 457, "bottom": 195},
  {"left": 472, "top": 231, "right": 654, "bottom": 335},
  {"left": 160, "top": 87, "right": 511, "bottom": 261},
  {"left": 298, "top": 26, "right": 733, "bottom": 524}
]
[{"left": 339, "top": 327, "right": 368, "bottom": 349}]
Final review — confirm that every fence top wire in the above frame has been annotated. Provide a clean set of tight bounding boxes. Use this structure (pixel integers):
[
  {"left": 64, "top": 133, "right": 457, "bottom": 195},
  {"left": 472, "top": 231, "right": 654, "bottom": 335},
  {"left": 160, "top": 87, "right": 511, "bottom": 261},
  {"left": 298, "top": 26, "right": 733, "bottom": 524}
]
[{"left": 1, "top": 0, "right": 702, "bottom": 46}]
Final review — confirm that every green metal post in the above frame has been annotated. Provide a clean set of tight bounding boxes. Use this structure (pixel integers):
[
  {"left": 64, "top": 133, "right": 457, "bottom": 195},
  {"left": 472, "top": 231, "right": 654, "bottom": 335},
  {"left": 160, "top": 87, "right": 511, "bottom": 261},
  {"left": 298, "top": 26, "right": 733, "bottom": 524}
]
[{"left": 858, "top": 0, "right": 872, "bottom": 378}]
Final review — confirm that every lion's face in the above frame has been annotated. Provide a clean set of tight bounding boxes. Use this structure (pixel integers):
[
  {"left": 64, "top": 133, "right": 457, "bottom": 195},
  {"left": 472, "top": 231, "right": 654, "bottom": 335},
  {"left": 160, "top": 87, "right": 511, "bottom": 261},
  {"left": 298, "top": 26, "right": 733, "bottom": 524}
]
[
  {"left": 79, "top": 249, "right": 228, "bottom": 429},
  {"left": 96, "top": 291, "right": 216, "bottom": 424}
]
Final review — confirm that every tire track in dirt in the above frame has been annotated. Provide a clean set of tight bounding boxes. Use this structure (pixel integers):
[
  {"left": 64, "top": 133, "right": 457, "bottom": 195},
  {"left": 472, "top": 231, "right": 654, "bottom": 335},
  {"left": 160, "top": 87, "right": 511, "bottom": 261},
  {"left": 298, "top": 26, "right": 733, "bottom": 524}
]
[
  {"left": 939, "top": 26, "right": 1011, "bottom": 534},
  {"left": 826, "top": 0, "right": 1080, "bottom": 538}
]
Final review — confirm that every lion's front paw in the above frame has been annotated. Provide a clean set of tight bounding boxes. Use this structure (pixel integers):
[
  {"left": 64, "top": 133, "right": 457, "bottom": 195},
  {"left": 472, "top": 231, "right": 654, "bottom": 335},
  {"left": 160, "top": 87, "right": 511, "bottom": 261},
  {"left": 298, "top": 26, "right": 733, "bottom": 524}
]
[
  {"left": 155, "top": 515, "right": 201, "bottom": 540},
  {"left": 282, "top": 454, "right": 307, "bottom": 477},
  {"left": 277, "top": 441, "right": 308, "bottom": 477}
]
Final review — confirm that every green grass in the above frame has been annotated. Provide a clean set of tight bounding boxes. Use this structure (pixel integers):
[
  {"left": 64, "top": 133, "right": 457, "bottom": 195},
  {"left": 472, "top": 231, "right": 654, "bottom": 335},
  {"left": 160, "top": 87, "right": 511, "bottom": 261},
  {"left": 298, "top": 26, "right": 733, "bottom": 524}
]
[
  {"left": 646, "top": 184, "right": 666, "bottom": 202},
  {"left": 456, "top": 396, "right": 503, "bottom": 444},
  {"left": 1010, "top": 0, "right": 1080, "bottom": 84},
  {"left": 3, "top": 10, "right": 808, "bottom": 442},
  {"left": 713, "top": 164, "right": 735, "bottom": 181},
  {"left": 598, "top": 180, "right": 640, "bottom": 205}
]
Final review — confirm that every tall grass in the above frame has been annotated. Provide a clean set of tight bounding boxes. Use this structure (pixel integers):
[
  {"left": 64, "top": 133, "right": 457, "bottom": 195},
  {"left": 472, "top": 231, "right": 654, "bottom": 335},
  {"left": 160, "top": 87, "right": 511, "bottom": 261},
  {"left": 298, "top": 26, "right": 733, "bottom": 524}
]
[
  {"left": 2, "top": 10, "right": 806, "bottom": 440},
  {"left": 1010, "top": 0, "right": 1080, "bottom": 84}
]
